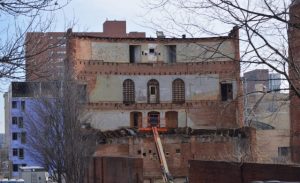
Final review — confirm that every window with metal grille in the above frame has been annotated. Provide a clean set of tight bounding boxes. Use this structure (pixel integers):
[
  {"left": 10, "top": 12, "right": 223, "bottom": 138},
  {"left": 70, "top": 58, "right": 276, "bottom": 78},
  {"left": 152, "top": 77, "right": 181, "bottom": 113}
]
[
  {"left": 172, "top": 79, "right": 185, "bottom": 103},
  {"left": 123, "top": 79, "right": 135, "bottom": 104}
]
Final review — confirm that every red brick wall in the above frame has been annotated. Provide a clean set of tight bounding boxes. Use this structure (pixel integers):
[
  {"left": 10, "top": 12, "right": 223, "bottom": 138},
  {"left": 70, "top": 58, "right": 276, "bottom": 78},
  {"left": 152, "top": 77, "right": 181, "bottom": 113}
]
[
  {"left": 289, "top": 3, "right": 300, "bottom": 163},
  {"left": 189, "top": 160, "right": 300, "bottom": 183},
  {"left": 88, "top": 156, "right": 143, "bottom": 183}
]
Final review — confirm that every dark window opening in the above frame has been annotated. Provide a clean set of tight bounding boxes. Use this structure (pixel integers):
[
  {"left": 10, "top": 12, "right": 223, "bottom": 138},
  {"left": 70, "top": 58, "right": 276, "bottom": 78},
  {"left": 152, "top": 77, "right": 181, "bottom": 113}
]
[
  {"left": 129, "top": 45, "right": 141, "bottom": 63},
  {"left": 21, "top": 132, "right": 26, "bottom": 144},
  {"left": 12, "top": 133, "right": 18, "bottom": 140},
  {"left": 19, "top": 148, "right": 24, "bottom": 159},
  {"left": 176, "top": 149, "right": 181, "bottom": 154},
  {"left": 13, "top": 149, "right": 18, "bottom": 156},
  {"left": 137, "top": 150, "right": 141, "bottom": 155},
  {"left": 147, "top": 79, "right": 159, "bottom": 103},
  {"left": 221, "top": 83, "right": 233, "bottom": 101},
  {"left": 123, "top": 79, "right": 135, "bottom": 104},
  {"left": 18, "top": 117, "right": 23, "bottom": 128},
  {"left": 12, "top": 101, "right": 17, "bottom": 108},
  {"left": 172, "top": 79, "right": 185, "bottom": 103},
  {"left": 13, "top": 164, "right": 19, "bottom": 172},
  {"left": 278, "top": 147, "right": 289, "bottom": 157},
  {"left": 149, "top": 48, "right": 155, "bottom": 54},
  {"left": 21, "top": 101, "right": 25, "bottom": 111},
  {"left": 166, "top": 45, "right": 176, "bottom": 63},
  {"left": 12, "top": 117, "right": 18, "bottom": 125},
  {"left": 150, "top": 86, "right": 156, "bottom": 95}
]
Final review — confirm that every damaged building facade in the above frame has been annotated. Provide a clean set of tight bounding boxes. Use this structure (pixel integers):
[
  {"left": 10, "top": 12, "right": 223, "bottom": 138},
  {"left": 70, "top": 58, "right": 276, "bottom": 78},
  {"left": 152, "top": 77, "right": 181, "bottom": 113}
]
[
  {"left": 67, "top": 27, "right": 243, "bottom": 131},
  {"left": 65, "top": 24, "right": 258, "bottom": 182}
]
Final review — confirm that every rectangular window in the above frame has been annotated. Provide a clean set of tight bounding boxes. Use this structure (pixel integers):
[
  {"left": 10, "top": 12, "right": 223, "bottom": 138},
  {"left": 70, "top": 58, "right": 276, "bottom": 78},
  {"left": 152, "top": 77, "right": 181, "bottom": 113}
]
[
  {"left": 21, "top": 132, "right": 26, "bottom": 144},
  {"left": 21, "top": 101, "right": 25, "bottom": 111},
  {"left": 12, "top": 133, "right": 18, "bottom": 140},
  {"left": 19, "top": 148, "right": 24, "bottom": 159},
  {"left": 18, "top": 117, "right": 23, "bottom": 128},
  {"left": 13, "top": 164, "right": 19, "bottom": 172},
  {"left": 12, "top": 117, "right": 18, "bottom": 125},
  {"left": 221, "top": 83, "right": 233, "bottom": 101},
  {"left": 12, "top": 101, "right": 17, "bottom": 108},
  {"left": 149, "top": 48, "right": 155, "bottom": 54},
  {"left": 278, "top": 147, "right": 289, "bottom": 157},
  {"left": 129, "top": 45, "right": 141, "bottom": 63},
  {"left": 150, "top": 86, "right": 156, "bottom": 95},
  {"left": 13, "top": 148, "right": 18, "bottom": 156},
  {"left": 166, "top": 45, "right": 176, "bottom": 63}
]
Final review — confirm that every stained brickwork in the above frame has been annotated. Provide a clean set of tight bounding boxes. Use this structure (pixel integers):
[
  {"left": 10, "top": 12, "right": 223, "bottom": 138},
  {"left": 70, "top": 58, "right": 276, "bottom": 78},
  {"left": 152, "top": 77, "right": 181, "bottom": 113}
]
[
  {"left": 66, "top": 27, "right": 243, "bottom": 130},
  {"left": 189, "top": 160, "right": 300, "bottom": 183},
  {"left": 93, "top": 127, "right": 256, "bottom": 181},
  {"left": 289, "top": 2, "right": 300, "bottom": 163}
]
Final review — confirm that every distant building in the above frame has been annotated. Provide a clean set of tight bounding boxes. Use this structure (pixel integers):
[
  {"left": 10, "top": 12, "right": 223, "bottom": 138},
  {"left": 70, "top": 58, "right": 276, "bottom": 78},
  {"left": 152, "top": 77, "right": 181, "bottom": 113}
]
[
  {"left": 4, "top": 82, "right": 56, "bottom": 177},
  {"left": 243, "top": 69, "right": 269, "bottom": 93},
  {"left": 243, "top": 69, "right": 282, "bottom": 93},
  {"left": 0, "top": 134, "right": 4, "bottom": 148},
  {"left": 269, "top": 73, "right": 281, "bottom": 92}
]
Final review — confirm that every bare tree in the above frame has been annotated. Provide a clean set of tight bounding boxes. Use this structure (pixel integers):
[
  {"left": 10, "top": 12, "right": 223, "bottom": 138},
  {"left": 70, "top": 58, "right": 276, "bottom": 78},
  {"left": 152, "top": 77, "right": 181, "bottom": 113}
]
[
  {"left": 25, "top": 79, "right": 96, "bottom": 183},
  {"left": 143, "top": 0, "right": 300, "bottom": 96},
  {"left": 0, "top": 0, "right": 70, "bottom": 81}
]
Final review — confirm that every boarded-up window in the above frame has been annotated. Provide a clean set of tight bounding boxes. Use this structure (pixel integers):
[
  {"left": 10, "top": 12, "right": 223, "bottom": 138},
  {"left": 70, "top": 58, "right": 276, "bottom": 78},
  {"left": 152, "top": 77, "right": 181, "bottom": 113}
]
[
  {"left": 130, "top": 112, "right": 142, "bottom": 128},
  {"left": 123, "top": 79, "right": 135, "bottom": 104},
  {"left": 172, "top": 79, "right": 185, "bottom": 103},
  {"left": 221, "top": 83, "right": 233, "bottom": 101},
  {"left": 147, "top": 79, "right": 160, "bottom": 103},
  {"left": 165, "top": 111, "right": 178, "bottom": 128}
]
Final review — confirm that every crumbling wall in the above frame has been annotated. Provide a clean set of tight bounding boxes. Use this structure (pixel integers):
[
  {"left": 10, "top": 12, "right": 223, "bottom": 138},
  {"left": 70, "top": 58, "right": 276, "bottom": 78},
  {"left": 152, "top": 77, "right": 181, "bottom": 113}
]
[{"left": 93, "top": 128, "right": 256, "bottom": 180}]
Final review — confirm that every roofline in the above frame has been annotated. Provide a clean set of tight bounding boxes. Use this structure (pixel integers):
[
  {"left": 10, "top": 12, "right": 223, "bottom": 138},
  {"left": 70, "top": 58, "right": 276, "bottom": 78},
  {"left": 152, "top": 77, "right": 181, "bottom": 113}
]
[{"left": 70, "top": 34, "right": 232, "bottom": 42}]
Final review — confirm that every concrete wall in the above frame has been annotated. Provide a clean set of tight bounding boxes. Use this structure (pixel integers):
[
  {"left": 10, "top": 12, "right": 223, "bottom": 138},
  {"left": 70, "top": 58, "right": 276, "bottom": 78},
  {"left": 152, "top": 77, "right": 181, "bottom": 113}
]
[
  {"left": 256, "top": 130, "right": 290, "bottom": 163},
  {"left": 246, "top": 93, "right": 290, "bottom": 130},
  {"left": 89, "top": 74, "right": 237, "bottom": 103},
  {"left": 74, "top": 39, "right": 236, "bottom": 63}
]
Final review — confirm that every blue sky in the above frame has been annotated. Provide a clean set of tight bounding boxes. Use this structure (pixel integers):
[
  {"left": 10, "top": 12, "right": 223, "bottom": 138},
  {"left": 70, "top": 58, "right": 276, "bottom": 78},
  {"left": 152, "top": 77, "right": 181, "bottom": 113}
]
[{"left": 0, "top": 0, "right": 155, "bottom": 133}]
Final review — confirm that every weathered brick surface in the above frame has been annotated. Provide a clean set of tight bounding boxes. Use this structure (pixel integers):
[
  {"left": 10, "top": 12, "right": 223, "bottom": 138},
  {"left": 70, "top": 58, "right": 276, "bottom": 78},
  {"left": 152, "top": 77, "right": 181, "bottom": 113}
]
[
  {"left": 92, "top": 128, "right": 256, "bottom": 181},
  {"left": 289, "top": 3, "right": 300, "bottom": 163},
  {"left": 89, "top": 156, "right": 143, "bottom": 183},
  {"left": 189, "top": 160, "right": 300, "bottom": 183}
]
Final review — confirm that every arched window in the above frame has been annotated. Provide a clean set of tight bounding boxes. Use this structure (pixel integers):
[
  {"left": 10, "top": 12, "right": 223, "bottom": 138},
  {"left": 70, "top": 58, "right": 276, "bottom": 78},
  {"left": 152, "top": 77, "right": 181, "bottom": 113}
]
[
  {"left": 172, "top": 79, "right": 185, "bottom": 103},
  {"left": 123, "top": 79, "right": 135, "bottom": 104},
  {"left": 147, "top": 79, "right": 159, "bottom": 103}
]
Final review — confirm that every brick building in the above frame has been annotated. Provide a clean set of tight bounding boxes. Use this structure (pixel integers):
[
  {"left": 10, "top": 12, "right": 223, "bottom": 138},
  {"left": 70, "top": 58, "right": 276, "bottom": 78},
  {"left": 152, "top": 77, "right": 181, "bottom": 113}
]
[
  {"left": 289, "top": 0, "right": 300, "bottom": 163},
  {"left": 63, "top": 25, "right": 259, "bottom": 182},
  {"left": 67, "top": 26, "right": 243, "bottom": 131}
]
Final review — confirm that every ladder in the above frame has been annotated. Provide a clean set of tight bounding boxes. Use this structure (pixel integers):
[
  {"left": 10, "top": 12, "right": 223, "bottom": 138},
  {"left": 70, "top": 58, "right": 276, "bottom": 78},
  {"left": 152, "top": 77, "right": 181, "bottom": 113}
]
[{"left": 152, "top": 126, "right": 174, "bottom": 183}]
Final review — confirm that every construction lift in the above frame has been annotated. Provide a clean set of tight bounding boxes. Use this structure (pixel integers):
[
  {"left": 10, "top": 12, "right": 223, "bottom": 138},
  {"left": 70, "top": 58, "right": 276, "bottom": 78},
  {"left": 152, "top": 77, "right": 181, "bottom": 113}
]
[{"left": 139, "top": 114, "right": 174, "bottom": 183}]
